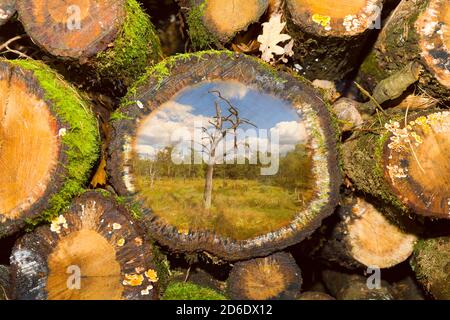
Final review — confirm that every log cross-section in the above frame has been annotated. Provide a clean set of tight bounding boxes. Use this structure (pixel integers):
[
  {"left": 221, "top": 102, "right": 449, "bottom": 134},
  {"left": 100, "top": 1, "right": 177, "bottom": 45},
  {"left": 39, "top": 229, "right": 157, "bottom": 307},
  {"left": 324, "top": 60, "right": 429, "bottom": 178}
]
[
  {"left": 178, "top": 0, "right": 269, "bottom": 48},
  {"left": 107, "top": 51, "right": 341, "bottom": 261},
  {"left": 0, "top": 59, "right": 99, "bottom": 238},
  {"left": 285, "top": 0, "right": 384, "bottom": 80},
  {"left": 16, "top": 0, "right": 162, "bottom": 83},
  {"left": 17, "top": 0, "right": 125, "bottom": 59},
  {"left": 10, "top": 191, "right": 161, "bottom": 300},
  {"left": 227, "top": 252, "right": 303, "bottom": 300},
  {"left": 320, "top": 197, "right": 417, "bottom": 269},
  {"left": 343, "top": 109, "right": 450, "bottom": 220}
]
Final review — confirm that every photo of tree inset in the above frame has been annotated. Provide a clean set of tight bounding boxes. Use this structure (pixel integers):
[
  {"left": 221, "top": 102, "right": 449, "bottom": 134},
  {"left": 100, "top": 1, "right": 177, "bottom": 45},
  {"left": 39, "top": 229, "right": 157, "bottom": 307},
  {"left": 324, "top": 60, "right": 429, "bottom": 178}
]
[{"left": 132, "top": 81, "right": 316, "bottom": 240}]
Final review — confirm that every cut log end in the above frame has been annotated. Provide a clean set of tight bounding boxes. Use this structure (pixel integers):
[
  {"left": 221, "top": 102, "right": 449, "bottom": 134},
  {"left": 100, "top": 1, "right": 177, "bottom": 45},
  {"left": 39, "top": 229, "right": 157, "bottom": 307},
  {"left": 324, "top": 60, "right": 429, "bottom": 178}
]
[
  {"left": 383, "top": 110, "right": 450, "bottom": 219},
  {"left": 227, "top": 252, "right": 302, "bottom": 300},
  {"left": 10, "top": 191, "right": 160, "bottom": 300},
  {"left": 202, "top": 0, "right": 268, "bottom": 42},
  {"left": 0, "top": 0, "right": 16, "bottom": 26},
  {"left": 108, "top": 51, "right": 341, "bottom": 260},
  {"left": 416, "top": 0, "right": 450, "bottom": 89},
  {"left": 346, "top": 198, "right": 417, "bottom": 269},
  {"left": 0, "top": 59, "right": 99, "bottom": 238},
  {"left": 0, "top": 63, "right": 60, "bottom": 222},
  {"left": 322, "top": 197, "right": 417, "bottom": 269},
  {"left": 47, "top": 229, "right": 123, "bottom": 300},
  {"left": 286, "top": 0, "right": 382, "bottom": 36},
  {"left": 17, "top": 0, "right": 125, "bottom": 59}
]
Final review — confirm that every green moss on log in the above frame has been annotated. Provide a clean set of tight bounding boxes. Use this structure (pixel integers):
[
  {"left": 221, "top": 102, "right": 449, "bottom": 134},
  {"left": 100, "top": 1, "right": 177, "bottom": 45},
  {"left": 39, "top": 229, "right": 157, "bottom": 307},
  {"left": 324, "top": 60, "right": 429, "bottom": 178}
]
[
  {"left": 358, "top": 0, "right": 450, "bottom": 101},
  {"left": 125, "top": 50, "right": 235, "bottom": 100},
  {"left": 186, "top": 1, "right": 220, "bottom": 49},
  {"left": 162, "top": 281, "right": 227, "bottom": 300},
  {"left": 6, "top": 59, "right": 100, "bottom": 228},
  {"left": 95, "top": 0, "right": 162, "bottom": 84},
  {"left": 411, "top": 237, "right": 450, "bottom": 300},
  {"left": 343, "top": 129, "right": 406, "bottom": 214},
  {"left": 359, "top": 52, "right": 389, "bottom": 83}
]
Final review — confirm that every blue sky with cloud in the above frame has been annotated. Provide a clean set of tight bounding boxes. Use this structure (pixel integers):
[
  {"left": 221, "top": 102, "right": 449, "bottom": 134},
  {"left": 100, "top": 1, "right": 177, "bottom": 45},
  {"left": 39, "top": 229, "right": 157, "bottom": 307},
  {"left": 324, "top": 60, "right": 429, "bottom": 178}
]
[{"left": 135, "top": 81, "right": 308, "bottom": 160}]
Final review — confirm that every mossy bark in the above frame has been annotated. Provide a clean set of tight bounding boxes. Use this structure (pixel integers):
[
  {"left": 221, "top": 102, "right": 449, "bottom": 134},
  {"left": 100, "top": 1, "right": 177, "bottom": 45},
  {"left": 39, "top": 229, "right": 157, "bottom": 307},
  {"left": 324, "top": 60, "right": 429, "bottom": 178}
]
[
  {"left": 178, "top": 0, "right": 221, "bottom": 49},
  {"left": 343, "top": 124, "right": 409, "bottom": 221},
  {"left": 162, "top": 281, "right": 227, "bottom": 300},
  {"left": 94, "top": 0, "right": 163, "bottom": 84},
  {"left": 358, "top": 0, "right": 450, "bottom": 102},
  {"left": 107, "top": 50, "right": 341, "bottom": 261},
  {"left": 410, "top": 236, "right": 450, "bottom": 300},
  {"left": 0, "top": 59, "right": 100, "bottom": 239}
]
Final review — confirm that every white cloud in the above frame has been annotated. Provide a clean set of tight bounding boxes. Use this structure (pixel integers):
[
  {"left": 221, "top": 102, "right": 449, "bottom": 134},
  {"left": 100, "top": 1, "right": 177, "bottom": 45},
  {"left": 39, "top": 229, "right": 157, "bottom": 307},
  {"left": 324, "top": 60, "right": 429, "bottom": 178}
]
[
  {"left": 136, "top": 101, "right": 211, "bottom": 155},
  {"left": 136, "top": 144, "right": 156, "bottom": 158},
  {"left": 271, "top": 121, "right": 308, "bottom": 146},
  {"left": 211, "top": 81, "right": 248, "bottom": 100},
  {"left": 136, "top": 102, "right": 308, "bottom": 161}
]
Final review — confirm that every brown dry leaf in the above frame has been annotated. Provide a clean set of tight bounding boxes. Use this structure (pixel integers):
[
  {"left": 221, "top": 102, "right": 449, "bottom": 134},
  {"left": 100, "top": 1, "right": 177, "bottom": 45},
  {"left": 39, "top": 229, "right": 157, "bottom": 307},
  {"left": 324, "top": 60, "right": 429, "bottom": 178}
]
[
  {"left": 231, "top": 40, "right": 260, "bottom": 53},
  {"left": 232, "top": 25, "right": 262, "bottom": 54},
  {"left": 395, "top": 94, "right": 438, "bottom": 110},
  {"left": 257, "top": 14, "right": 292, "bottom": 63},
  {"left": 90, "top": 158, "right": 107, "bottom": 188}
]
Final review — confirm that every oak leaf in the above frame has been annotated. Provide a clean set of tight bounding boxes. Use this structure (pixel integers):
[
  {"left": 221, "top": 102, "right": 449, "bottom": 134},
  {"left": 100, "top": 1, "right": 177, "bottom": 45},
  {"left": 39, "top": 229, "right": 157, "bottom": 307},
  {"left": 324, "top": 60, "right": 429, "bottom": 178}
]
[{"left": 257, "top": 14, "right": 292, "bottom": 63}]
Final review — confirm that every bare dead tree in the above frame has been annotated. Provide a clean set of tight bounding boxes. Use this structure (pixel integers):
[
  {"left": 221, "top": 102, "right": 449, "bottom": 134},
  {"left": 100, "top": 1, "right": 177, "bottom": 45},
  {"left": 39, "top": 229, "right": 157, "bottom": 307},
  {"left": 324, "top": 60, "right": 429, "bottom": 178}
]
[{"left": 200, "top": 90, "right": 256, "bottom": 209}]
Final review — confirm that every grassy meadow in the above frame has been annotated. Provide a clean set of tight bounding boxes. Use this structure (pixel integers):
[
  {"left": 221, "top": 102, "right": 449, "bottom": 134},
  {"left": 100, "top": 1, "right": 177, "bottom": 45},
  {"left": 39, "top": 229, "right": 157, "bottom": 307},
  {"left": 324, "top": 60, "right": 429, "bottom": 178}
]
[{"left": 135, "top": 176, "right": 312, "bottom": 240}]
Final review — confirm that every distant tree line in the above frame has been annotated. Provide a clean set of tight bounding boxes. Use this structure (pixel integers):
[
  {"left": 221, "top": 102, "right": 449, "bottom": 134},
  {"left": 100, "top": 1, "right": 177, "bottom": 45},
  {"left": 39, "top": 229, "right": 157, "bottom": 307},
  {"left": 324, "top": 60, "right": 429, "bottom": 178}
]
[{"left": 134, "top": 144, "right": 314, "bottom": 192}]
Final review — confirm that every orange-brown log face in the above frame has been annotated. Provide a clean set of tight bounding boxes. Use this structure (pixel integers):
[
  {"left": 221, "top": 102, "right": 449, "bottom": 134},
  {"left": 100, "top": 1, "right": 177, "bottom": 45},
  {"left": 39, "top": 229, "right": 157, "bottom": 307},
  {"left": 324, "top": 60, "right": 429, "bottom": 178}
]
[
  {"left": 242, "top": 260, "right": 287, "bottom": 300},
  {"left": 0, "top": 74, "right": 60, "bottom": 221},
  {"left": 444, "top": 5, "right": 450, "bottom": 51},
  {"left": 10, "top": 193, "right": 159, "bottom": 300},
  {"left": 416, "top": 0, "right": 450, "bottom": 88},
  {"left": 203, "top": 0, "right": 268, "bottom": 40},
  {"left": 47, "top": 229, "right": 123, "bottom": 300},
  {"left": 299, "top": 0, "right": 366, "bottom": 19},
  {"left": 384, "top": 111, "right": 450, "bottom": 218},
  {"left": 348, "top": 198, "right": 416, "bottom": 268},
  {"left": 17, "top": 0, "right": 125, "bottom": 59},
  {"left": 46, "top": 0, "right": 92, "bottom": 23},
  {"left": 287, "top": 0, "right": 382, "bottom": 36}
]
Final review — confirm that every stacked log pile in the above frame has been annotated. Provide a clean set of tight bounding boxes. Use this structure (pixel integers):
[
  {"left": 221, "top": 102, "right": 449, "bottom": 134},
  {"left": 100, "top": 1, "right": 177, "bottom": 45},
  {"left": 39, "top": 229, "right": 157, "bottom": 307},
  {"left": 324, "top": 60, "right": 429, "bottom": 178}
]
[{"left": 0, "top": 0, "right": 448, "bottom": 300}]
